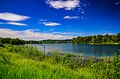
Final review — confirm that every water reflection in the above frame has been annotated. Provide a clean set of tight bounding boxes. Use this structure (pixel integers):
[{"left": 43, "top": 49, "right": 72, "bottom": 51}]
[{"left": 30, "top": 44, "right": 120, "bottom": 57}]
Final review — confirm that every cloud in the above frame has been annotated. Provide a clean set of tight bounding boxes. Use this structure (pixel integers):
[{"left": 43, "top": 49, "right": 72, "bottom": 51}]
[
  {"left": 0, "top": 21, "right": 27, "bottom": 26},
  {"left": 7, "top": 22, "right": 27, "bottom": 26},
  {"left": 64, "top": 16, "right": 79, "bottom": 19},
  {"left": 39, "top": 19, "right": 61, "bottom": 26},
  {"left": 46, "top": 0, "right": 80, "bottom": 10},
  {"left": 0, "top": 22, "right": 4, "bottom": 24},
  {"left": 0, "top": 28, "right": 74, "bottom": 40},
  {"left": 53, "top": 32, "right": 83, "bottom": 36},
  {"left": 81, "top": 11, "right": 85, "bottom": 14},
  {"left": 0, "top": 12, "right": 30, "bottom": 21},
  {"left": 115, "top": 1, "right": 120, "bottom": 5},
  {"left": 42, "top": 22, "right": 61, "bottom": 26},
  {"left": 28, "top": 29, "right": 40, "bottom": 32},
  {"left": 39, "top": 19, "right": 48, "bottom": 22}
]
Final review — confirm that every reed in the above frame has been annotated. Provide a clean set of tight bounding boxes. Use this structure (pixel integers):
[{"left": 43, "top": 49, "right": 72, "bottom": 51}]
[{"left": 0, "top": 45, "right": 120, "bottom": 79}]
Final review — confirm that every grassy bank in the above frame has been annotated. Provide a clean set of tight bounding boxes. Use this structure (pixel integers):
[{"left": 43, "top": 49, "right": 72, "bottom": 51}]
[
  {"left": 89, "top": 43, "right": 120, "bottom": 45},
  {"left": 0, "top": 45, "right": 120, "bottom": 79}
]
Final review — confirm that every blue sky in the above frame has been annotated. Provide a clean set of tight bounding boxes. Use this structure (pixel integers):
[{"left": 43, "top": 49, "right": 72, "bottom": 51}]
[{"left": 0, "top": 0, "right": 120, "bottom": 40}]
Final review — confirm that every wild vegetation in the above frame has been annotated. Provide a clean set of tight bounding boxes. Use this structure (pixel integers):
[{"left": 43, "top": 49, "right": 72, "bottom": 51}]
[
  {"left": 0, "top": 33, "right": 120, "bottom": 45},
  {"left": 0, "top": 37, "right": 71, "bottom": 45},
  {"left": 0, "top": 44, "right": 120, "bottom": 79},
  {"left": 72, "top": 33, "right": 120, "bottom": 44},
  {"left": 0, "top": 37, "right": 25, "bottom": 45}
]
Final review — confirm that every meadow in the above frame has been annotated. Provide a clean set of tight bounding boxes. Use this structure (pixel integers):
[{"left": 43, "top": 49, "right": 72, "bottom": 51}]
[{"left": 0, "top": 44, "right": 120, "bottom": 79}]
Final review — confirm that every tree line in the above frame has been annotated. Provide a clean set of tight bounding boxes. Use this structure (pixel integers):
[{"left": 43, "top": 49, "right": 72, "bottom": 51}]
[
  {"left": 0, "top": 37, "right": 25, "bottom": 45},
  {"left": 0, "top": 33, "right": 120, "bottom": 45},
  {"left": 72, "top": 33, "right": 120, "bottom": 44},
  {"left": 0, "top": 37, "right": 71, "bottom": 45},
  {"left": 26, "top": 39, "right": 71, "bottom": 44}
]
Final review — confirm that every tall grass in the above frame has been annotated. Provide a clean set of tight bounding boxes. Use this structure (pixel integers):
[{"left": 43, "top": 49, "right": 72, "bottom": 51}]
[{"left": 0, "top": 45, "right": 120, "bottom": 79}]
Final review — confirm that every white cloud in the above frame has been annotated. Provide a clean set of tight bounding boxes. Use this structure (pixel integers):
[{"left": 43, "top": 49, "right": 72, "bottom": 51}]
[
  {"left": 39, "top": 19, "right": 61, "bottom": 26},
  {"left": 42, "top": 22, "right": 61, "bottom": 26},
  {"left": 115, "top": 1, "right": 120, "bottom": 5},
  {"left": 0, "top": 22, "right": 4, "bottom": 24},
  {"left": 81, "top": 11, "right": 85, "bottom": 14},
  {"left": 28, "top": 29, "right": 40, "bottom": 32},
  {"left": 0, "top": 28, "right": 74, "bottom": 40},
  {"left": 46, "top": 0, "right": 80, "bottom": 10},
  {"left": 0, "top": 12, "right": 30, "bottom": 21},
  {"left": 7, "top": 22, "right": 27, "bottom": 26},
  {"left": 0, "top": 21, "right": 27, "bottom": 26},
  {"left": 39, "top": 19, "right": 48, "bottom": 22},
  {"left": 53, "top": 32, "right": 83, "bottom": 35},
  {"left": 64, "top": 16, "right": 79, "bottom": 19}
]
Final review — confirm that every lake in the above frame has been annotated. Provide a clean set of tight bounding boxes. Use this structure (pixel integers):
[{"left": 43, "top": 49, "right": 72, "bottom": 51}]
[{"left": 30, "top": 44, "right": 120, "bottom": 57}]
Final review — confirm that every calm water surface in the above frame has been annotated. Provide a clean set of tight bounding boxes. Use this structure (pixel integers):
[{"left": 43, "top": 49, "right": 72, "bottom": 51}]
[{"left": 30, "top": 44, "right": 120, "bottom": 57}]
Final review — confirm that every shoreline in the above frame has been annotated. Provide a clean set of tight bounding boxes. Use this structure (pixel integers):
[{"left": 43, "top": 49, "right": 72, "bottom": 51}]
[{"left": 0, "top": 44, "right": 120, "bottom": 79}]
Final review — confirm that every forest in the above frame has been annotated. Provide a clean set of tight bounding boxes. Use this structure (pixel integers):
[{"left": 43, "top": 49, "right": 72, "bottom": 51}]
[
  {"left": 0, "top": 33, "right": 120, "bottom": 45},
  {"left": 0, "top": 37, "right": 71, "bottom": 45},
  {"left": 72, "top": 33, "right": 120, "bottom": 44}
]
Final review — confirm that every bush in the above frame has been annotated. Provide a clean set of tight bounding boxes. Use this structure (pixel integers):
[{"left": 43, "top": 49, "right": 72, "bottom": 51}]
[{"left": 0, "top": 45, "right": 120, "bottom": 79}]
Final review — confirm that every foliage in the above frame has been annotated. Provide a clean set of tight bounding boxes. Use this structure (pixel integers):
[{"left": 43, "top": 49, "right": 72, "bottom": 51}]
[
  {"left": 1, "top": 33, "right": 120, "bottom": 45},
  {"left": 0, "top": 37, "right": 25, "bottom": 45},
  {"left": 72, "top": 33, "right": 120, "bottom": 44},
  {"left": 0, "top": 45, "right": 120, "bottom": 79},
  {"left": 0, "top": 37, "right": 71, "bottom": 45}
]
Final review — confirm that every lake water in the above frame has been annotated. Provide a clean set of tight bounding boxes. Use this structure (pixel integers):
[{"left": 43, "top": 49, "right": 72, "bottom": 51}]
[{"left": 30, "top": 44, "right": 120, "bottom": 57}]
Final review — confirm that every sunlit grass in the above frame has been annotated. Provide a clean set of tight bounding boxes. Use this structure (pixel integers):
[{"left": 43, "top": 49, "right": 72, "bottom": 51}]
[{"left": 0, "top": 45, "right": 120, "bottom": 79}]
